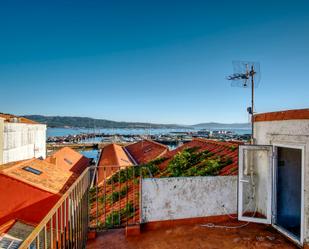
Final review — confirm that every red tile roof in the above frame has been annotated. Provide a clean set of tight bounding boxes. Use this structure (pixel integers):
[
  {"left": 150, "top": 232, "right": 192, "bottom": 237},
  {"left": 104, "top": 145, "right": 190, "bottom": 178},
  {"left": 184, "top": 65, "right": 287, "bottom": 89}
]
[
  {"left": 254, "top": 108, "right": 309, "bottom": 122},
  {"left": 0, "top": 158, "right": 76, "bottom": 194},
  {"left": 90, "top": 139, "right": 240, "bottom": 228},
  {"left": 0, "top": 148, "right": 89, "bottom": 227},
  {"left": 45, "top": 147, "right": 90, "bottom": 175},
  {"left": 0, "top": 173, "right": 60, "bottom": 226},
  {"left": 158, "top": 138, "right": 240, "bottom": 176},
  {"left": 125, "top": 140, "right": 168, "bottom": 164},
  {"left": 0, "top": 113, "right": 39, "bottom": 124},
  {"left": 98, "top": 144, "right": 132, "bottom": 167},
  {"left": 97, "top": 143, "right": 133, "bottom": 183}
]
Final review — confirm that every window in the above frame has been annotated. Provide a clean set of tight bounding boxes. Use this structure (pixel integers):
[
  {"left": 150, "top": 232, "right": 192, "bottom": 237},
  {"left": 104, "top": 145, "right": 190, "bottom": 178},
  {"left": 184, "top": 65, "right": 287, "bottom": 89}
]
[
  {"left": 22, "top": 166, "right": 42, "bottom": 175},
  {"left": 64, "top": 158, "right": 73, "bottom": 165},
  {"left": 0, "top": 235, "right": 22, "bottom": 249}
]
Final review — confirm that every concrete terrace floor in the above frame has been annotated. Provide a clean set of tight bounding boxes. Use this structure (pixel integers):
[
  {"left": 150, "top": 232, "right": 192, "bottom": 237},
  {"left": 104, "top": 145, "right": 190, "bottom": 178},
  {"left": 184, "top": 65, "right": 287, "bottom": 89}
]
[{"left": 87, "top": 221, "right": 298, "bottom": 249}]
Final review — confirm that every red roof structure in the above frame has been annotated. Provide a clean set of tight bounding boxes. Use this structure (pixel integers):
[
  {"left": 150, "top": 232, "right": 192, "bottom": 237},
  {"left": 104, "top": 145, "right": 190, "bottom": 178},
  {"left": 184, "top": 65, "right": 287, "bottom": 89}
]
[
  {"left": 97, "top": 143, "right": 133, "bottom": 184},
  {"left": 0, "top": 147, "right": 90, "bottom": 228},
  {"left": 45, "top": 147, "right": 90, "bottom": 175},
  {"left": 125, "top": 140, "right": 168, "bottom": 164},
  {"left": 253, "top": 108, "right": 309, "bottom": 122},
  {"left": 0, "top": 113, "right": 39, "bottom": 124},
  {"left": 90, "top": 138, "right": 241, "bottom": 228},
  {"left": 158, "top": 138, "right": 240, "bottom": 176}
]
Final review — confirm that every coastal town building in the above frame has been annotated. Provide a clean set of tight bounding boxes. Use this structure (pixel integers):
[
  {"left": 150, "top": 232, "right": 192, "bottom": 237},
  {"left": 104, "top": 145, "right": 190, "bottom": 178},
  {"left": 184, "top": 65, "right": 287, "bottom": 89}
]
[
  {"left": 0, "top": 114, "right": 46, "bottom": 165},
  {"left": 238, "top": 108, "right": 309, "bottom": 246},
  {"left": 0, "top": 147, "right": 90, "bottom": 245}
]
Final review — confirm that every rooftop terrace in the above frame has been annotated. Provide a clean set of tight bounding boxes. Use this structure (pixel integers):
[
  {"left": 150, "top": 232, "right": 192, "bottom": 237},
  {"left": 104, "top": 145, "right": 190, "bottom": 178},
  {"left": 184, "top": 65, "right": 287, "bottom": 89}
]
[{"left": 87, "top": 221, "right": 297, "bottom": 249}]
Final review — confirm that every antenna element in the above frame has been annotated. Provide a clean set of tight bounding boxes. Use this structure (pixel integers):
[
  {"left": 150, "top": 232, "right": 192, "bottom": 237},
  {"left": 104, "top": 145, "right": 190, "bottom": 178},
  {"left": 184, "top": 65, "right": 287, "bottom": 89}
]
[{"left": 226, "top": 61, "right": 261, "bottom": 144}]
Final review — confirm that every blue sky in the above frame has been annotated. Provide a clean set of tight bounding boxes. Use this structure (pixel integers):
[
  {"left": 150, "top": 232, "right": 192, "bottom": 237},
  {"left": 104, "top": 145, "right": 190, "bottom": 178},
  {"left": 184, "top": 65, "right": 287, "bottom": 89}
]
[{"left": 0, "top": 0, "right": 308, "bottom": 124}]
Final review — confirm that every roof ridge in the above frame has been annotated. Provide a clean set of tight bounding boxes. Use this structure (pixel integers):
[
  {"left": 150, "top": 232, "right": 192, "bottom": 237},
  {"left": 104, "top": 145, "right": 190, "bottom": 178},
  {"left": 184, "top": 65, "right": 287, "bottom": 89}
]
[{"left": 142, "top": 139, "right": 168, "bottom": 149}]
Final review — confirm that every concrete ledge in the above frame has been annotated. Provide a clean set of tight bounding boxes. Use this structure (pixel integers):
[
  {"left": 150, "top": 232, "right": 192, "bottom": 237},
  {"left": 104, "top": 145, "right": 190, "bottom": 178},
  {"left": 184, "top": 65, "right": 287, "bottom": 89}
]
[
  {"left": 126, "top": 224, "right": 141, "bottom": 237},
  {"left": 253, "top": 108, "right": 309, "bottom": 122},
  {"left": 141, "top": 214, "right": 237, "bottom": 231}
]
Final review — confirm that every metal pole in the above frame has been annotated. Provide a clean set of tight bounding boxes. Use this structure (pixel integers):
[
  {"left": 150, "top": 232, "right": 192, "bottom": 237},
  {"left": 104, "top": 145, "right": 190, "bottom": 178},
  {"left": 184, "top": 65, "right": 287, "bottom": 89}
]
[{"left": 251, "top": 65, "right": 255, "bottom": 144}]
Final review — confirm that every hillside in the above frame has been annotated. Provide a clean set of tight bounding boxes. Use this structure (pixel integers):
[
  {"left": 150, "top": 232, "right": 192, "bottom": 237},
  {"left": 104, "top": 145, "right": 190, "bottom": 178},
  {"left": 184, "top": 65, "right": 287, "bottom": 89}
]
[
  {"left": 23, "top": 115, "right": 250, "bottom": 129},
  {"left": 23, "top": 115, "right": 184, "bottom": 129}
]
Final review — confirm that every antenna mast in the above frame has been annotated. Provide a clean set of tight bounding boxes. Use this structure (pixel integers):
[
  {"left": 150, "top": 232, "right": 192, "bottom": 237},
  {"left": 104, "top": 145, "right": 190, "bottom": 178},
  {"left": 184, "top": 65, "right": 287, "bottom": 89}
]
[
  {"left": 226, "top": 61, "right": 260, "bottom": 144},
  {"left": 251, "top": 65, "right": 255, "bottom": 143}
]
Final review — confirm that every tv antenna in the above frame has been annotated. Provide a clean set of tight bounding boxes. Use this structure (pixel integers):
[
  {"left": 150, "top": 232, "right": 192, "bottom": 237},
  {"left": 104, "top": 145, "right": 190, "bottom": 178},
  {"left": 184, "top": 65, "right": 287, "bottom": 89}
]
[{"left": 226, "top": 61, "right": 261, "bottom": 144}]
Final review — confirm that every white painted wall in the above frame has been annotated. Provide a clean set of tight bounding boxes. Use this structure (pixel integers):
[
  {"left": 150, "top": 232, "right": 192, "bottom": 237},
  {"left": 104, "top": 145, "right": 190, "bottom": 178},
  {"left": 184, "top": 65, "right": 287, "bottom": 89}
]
[
  {"left": 0, "top": 118, "right": 4, "bottom": 164},
  {"left": 254, "top": 119, "right": 309, "bottom": 243},
  {"left": 2, "top": 123, "right": 46, "bottom": 163},
  {"left": 141, "top": 176, "right": 237, "bottom": 223}
]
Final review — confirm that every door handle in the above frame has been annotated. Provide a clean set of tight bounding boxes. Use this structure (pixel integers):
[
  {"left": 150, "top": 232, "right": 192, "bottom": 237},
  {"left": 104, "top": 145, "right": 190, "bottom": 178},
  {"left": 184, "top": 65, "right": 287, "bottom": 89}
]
[{"left": 240, "top": 179, "right": 250, "bottom": 183}]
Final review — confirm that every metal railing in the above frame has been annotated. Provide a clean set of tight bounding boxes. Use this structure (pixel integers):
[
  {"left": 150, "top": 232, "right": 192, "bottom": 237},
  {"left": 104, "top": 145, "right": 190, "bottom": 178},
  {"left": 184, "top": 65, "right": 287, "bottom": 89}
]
[
  {"left": 19, "top": 168, "right": 90, "bottom": 249},
  {"left": 89, "top": 165, "right": 143, "bottom": 230},
  {"left": 19, "top": 163, "right": 153, "bottom": 248}
]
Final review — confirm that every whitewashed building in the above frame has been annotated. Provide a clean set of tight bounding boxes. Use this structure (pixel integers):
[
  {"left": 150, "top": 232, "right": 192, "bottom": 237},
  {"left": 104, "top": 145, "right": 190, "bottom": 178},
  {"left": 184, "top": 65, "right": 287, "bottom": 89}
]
[
  {"left": 0, "top": 114, "right": 46, "bottom": 164},
  {"left": 238, "top": 108, "right": 309, "bottom": 247}
]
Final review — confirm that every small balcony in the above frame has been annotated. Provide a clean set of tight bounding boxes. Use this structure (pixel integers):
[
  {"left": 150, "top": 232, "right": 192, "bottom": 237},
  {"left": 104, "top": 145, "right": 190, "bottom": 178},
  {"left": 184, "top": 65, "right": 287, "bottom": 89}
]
[{"left": 18, "top": 165, "right": 297, "bottom": 249}]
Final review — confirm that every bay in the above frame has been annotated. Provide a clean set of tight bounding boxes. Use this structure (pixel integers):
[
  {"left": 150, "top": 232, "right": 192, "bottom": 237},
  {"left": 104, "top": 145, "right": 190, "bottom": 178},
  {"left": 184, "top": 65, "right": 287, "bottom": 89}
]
[{"left": 47, "top": 127, "right": 251, "bottom": 137}]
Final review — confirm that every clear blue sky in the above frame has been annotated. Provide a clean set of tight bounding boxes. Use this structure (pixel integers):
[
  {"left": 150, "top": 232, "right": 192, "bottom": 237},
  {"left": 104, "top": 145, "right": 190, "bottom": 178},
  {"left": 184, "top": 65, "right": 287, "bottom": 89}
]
[{"left": 0, "top": 0, "right": 308, "bottom": 124}]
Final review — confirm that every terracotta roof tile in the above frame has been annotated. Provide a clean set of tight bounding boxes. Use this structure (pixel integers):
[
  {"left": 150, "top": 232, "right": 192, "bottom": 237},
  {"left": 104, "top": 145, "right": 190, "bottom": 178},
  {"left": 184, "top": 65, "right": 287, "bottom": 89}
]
[
  {"left": 90, "top": 138, "right": 241, "bottom": 228},
  {"left": 45, "top": 147, "right": 90, "bottom": 175},
  {"left": 97, "top": 143, "right": 133, "bottom": 183},
  {"left": 0, "top": 113, "right": 39, "bottom": 124},
  {"left": 98, "top": 143, "right": 132, "bottom": 167},
  {"left": 158, "top": 138, "right": 240, "bottom": 176},
  {"left": 0, "top": 158, "right": 77, "bottom": 194},
  {"left": 125, "top": 140, "right": 168, "bottom": 164},
  {"left": 254, "top": 108, "right": 309, "bottom": 122}
]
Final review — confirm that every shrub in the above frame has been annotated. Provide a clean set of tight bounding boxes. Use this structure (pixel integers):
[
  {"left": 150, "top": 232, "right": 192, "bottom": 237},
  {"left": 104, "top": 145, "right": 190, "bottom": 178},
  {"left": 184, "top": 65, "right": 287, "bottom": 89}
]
[
  {"left": 230, "top": 145, "right": 237, "bottom": 151},
  {"left": 121, "top": 202, "right": 134, "bottom": 218},
  {"left": 107, "top": 158, "right": 166, "bottom": 184},
  {"left": 105, "top": 211, "right": 121, "bottom": 228}
]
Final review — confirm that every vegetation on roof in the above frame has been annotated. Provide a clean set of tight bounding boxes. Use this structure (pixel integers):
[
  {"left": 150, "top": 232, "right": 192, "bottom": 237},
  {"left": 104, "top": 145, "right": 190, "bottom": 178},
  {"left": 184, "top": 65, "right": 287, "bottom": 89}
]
[
  {"left": 163, "top": 147, "right": 233, "bottom": 177},
  {"left": 89, "top": 142, "right": 238, "bottom": 229}
]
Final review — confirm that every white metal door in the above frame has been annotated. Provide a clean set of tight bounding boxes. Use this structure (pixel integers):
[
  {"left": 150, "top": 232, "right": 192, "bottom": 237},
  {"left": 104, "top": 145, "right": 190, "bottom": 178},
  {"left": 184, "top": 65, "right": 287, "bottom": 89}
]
[{"left": 238, "top": 145, "right": 273, "bottom": 224}]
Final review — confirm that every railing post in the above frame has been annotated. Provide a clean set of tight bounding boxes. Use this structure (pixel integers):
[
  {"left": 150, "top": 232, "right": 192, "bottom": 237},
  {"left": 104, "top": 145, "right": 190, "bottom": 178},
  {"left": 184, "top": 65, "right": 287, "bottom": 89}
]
[
  {"left": 50, "top": 216, "right": 53, "bottom": 249},
  {"left": 44, "top": 225, "right": 47, "bottom": 249},
  {"left": 19, "top": 168, "right": 90, "bottom": 249}
]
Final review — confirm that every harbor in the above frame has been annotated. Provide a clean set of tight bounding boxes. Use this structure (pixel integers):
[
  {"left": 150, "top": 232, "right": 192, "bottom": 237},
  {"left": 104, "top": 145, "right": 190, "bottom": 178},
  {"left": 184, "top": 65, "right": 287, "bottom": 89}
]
[{"left": 46, "top": 127, "right": 251, "bottom": 160}]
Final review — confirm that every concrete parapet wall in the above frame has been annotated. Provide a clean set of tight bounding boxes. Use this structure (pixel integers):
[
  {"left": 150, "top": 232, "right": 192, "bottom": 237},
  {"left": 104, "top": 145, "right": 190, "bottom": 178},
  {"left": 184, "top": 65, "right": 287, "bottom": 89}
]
[{"left": 141, "top": 176, "right": 237, "bottom": 223}]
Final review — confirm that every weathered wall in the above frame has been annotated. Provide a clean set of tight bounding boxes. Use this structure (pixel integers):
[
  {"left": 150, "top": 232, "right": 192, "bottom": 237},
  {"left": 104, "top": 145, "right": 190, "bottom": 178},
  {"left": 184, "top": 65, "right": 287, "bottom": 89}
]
[
  {"left": 254, "top": 119, "right": 309, "bottom": 243},
  {"left": 0, "top": 118, "right": 4, "bottom": 164},
  {"left": 3, "top": 123, "right": 46, "bottom": 163},
  {"left": 141, "top": 176, "right": 237, "bottom": 223}
]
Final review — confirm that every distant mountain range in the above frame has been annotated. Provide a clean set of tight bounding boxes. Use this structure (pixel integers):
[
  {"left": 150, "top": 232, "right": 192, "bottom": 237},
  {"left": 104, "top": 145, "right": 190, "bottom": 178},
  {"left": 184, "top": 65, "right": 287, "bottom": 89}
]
[
  {"left": 192, "top": 122, "right": 250, "bottom": 129},
  {"left": 23, "top": 115, "right": 250, "bottom": 130}
]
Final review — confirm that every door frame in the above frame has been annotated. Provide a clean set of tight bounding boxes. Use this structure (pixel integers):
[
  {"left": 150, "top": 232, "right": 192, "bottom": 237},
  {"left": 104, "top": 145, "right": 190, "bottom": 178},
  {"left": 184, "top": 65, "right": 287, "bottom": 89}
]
[
  {"left": 238, "top": 145, "right": 273, "bottom": 224},
  {"left": 272, "top": 143, "right": 305, "bottom": 246}
]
